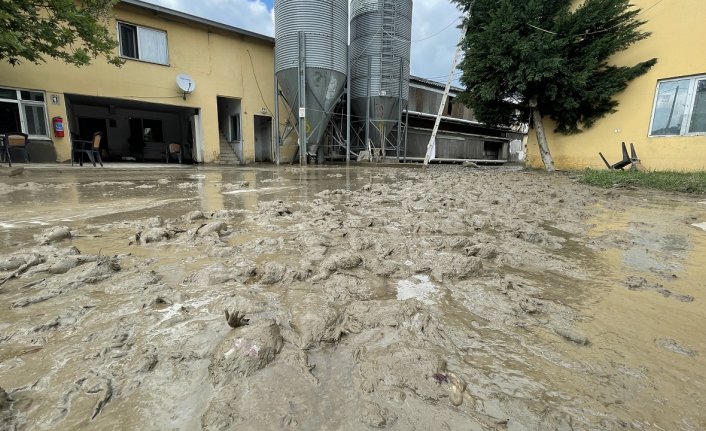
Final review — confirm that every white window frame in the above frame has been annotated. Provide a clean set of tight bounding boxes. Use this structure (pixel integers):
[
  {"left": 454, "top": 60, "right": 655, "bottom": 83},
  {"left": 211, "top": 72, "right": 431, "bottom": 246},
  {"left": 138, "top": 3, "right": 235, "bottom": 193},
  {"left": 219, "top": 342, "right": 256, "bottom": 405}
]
[
  {"left": 117, "top": 21, "right": 169, "bottom": 66},
  {"left": 648, "top": 74, "right": 706, "bottom": 137},
  {"left": 0, "top": 87, "right": 50, "bottom": 140}
]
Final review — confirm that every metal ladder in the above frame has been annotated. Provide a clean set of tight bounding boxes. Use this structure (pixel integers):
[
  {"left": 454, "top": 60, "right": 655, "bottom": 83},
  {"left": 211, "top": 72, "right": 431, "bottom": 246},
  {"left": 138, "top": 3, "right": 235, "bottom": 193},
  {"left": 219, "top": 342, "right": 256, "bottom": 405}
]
[{"left": 380, "top": 0, "right": 397, "bottom": 94}]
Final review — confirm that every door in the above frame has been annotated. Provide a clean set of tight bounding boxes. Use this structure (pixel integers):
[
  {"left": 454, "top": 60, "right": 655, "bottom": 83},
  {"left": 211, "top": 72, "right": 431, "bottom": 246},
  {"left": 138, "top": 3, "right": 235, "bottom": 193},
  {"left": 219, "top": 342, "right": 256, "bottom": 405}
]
[{"left": 254, "top": 115, "right": 272, "bottom": 162}]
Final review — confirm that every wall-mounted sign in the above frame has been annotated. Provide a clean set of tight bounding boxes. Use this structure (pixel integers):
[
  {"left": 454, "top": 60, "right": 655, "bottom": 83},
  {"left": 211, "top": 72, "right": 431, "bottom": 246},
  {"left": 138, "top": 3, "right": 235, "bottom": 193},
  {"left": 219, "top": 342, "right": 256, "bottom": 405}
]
[{"left": 50, "top": 94, "right": 60, "bottom": 105}]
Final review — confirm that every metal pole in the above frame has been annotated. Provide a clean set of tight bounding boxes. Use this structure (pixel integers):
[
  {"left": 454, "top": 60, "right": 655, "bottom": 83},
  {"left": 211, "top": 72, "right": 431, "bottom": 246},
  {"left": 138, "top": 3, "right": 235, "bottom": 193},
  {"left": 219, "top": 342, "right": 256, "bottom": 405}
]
[
  {"left": 403, "top": 104, "right": 409, "bottom": 163},
  {"left": 346, "top": 44, "right": 351, "bottom": 163},
  {"left": 298, "top": 31, "right": 307, "bottom": 166},
  {"left": 396, "top": 57, "right": 403, "bottom": 161},
  {"left": 274, "top": 73, "right": 281, "bottom": 165},
  {"left": 423, "top": 24, "right": 467, "bottom": 167},
  {"left": 365, "top": 56, "right": 371, "bottom": 161}
]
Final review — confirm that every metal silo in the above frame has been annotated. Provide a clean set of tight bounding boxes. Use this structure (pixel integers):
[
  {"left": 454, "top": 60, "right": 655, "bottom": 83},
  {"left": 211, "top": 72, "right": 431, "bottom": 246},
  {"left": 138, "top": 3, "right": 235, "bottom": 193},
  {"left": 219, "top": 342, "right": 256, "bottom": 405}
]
[
  {"left": 274, "top": 0, "right": 348, "bottom": 161},
  {"left": 350, "top": 0, "right": 412, "bottom": 155}
]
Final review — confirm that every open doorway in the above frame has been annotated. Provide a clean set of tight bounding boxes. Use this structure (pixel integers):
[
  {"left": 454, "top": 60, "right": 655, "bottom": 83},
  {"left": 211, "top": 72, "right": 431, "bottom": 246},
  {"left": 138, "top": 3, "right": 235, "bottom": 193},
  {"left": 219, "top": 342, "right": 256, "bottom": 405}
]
[
  {"left": 217, "top": 96, "right": 242, "bottom": 163},
  {"left": 254, "top": 115, "right": 272, "bottom": 162},
  {"left": 65, "top": 94, "right": 197, "bottom": 163}
]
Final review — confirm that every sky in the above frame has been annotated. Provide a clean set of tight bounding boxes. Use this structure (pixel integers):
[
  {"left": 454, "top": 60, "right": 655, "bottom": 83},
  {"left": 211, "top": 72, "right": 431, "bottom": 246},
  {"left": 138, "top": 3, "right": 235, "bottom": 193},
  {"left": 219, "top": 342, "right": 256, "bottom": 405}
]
[{"left": 145, "top": 0, "right": 464, "bottom": 86}]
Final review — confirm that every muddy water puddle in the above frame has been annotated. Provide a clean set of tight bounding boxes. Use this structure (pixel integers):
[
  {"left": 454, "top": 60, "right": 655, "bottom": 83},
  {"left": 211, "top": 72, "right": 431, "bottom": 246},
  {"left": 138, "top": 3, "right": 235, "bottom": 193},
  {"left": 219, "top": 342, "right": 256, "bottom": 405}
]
[{"left": 1, "top": 166, "right": 705, "bottom": 430}]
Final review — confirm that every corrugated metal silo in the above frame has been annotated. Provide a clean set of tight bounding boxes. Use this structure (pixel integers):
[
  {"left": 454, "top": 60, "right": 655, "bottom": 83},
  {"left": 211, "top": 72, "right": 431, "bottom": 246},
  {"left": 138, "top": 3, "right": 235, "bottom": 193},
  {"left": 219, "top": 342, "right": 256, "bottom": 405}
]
[
  {"left": 274, "top": 0, "right": 348, "bottom": 155},
  {"left": 350, "top": 0, "right": 413, "bottom": 150}
]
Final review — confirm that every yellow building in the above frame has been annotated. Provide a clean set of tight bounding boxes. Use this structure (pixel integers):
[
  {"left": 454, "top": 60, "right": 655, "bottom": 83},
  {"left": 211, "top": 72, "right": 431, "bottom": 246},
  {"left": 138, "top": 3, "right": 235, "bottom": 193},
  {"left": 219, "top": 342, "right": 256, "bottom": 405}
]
[
  {"left": 527, "top": 0, "right": 706, "bottom": 171},
  {"left": 0, "top": 0, "right": 277, "bottom": 164}
]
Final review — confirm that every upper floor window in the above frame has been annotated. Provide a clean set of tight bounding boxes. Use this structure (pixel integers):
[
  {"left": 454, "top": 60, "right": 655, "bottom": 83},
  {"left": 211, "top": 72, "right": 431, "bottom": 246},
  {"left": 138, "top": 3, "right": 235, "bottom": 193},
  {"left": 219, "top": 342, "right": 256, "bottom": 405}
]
[
  {"left": 118, "top": 22, "right": 169, "bottom": 65},
  {"left": 649, "top": 74, "right": 706, "bottom": 136},
  {"left": 0, "top": 87, "right": 49, "bottom": 139}
]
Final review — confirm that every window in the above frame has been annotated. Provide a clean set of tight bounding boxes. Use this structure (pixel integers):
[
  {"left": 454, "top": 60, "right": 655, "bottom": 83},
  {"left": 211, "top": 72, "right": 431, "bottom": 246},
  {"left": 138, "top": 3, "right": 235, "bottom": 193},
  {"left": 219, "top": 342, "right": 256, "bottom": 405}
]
[
  {"left": 118, "top": 22, "right": 169, "bottom": 65},
  {"left": 649, "top": 74, "right": 706, "bottom": 136},
  {"left": 119, "top": 23, "right": 138, "bottom": 58},
  {"left": 690, "top": 80, "right": 706, "bottom": 133},
  {"left": 0, "top": 87, "right": 49, "bottom": 138},
  {"left": 142, "top": 119, "right": 163, "bottom": 142}
]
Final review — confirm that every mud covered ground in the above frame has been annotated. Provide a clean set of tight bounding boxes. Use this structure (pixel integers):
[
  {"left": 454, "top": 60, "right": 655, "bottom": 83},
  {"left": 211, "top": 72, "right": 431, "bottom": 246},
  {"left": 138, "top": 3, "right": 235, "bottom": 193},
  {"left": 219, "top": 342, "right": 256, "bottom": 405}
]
[{"left": 0, "top": 165, "right": 705, "bottom": 430}]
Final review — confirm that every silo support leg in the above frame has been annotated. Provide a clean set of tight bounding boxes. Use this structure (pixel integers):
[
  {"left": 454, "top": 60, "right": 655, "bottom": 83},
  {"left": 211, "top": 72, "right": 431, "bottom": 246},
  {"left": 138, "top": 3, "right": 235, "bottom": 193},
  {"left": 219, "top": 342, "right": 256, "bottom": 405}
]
[
  {"left": 298, "top": 31, "right": 307, "bottom": 166},
  {"left": 274, "top": 74, "right": 281, "bottom": 166},
  {"left": 397, "top": 58, "right": 403, "bottom": 161}
]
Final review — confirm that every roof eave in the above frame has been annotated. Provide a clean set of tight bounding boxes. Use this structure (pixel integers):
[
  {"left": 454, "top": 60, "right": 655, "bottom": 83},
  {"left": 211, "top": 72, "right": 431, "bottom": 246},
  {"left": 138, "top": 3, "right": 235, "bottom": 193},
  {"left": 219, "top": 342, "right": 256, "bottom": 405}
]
[
  {"left": 409, "top": 75, "right": 464, "bottom": 94},
  {"left": 119, "top": 0, "right": 275, "bottom": 44}
]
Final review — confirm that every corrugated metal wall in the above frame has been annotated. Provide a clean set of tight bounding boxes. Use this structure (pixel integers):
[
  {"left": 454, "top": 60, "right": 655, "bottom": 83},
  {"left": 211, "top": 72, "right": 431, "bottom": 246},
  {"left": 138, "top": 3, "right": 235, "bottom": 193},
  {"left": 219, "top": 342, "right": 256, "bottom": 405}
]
[
  {"left": 274, "top": 0, "right": 348, "bottom": 75},
  {"left": 405, "top": 128, "right": 510, "bottom": 160},
  {"left": 408, "top": 86, "right": 475, "bottom": 121}
]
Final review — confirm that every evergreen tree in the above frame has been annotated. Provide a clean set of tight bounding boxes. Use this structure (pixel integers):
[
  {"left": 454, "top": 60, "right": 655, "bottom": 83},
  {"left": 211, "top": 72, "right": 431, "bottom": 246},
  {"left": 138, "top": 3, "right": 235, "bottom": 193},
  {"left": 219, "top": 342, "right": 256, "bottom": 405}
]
[
  {"left": 0, "top": 0, "right": 122, "bottom": 67},
  {"left": 453, "top": 0, "right": 657, "bottom": 171}
]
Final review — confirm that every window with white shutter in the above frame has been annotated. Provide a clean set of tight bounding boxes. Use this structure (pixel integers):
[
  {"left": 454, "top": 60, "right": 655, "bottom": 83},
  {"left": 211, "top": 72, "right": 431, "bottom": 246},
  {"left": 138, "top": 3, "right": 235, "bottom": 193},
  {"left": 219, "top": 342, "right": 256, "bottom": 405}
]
[{"left": 118, "top": 22, "right": 169, "bottom": 65}]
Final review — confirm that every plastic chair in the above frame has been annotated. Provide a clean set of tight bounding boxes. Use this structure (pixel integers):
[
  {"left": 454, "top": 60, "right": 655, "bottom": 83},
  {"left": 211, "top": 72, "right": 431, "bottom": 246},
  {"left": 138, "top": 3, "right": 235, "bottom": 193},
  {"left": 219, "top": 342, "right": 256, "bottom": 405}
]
[
  {"left": 3, "top": 132, "right": 30, "bottom": 164},
  {"left": 72, "top": 132, "right": 104, "bottom": 167},
  {"left": 165, "top": 143, "right": 182, "bottom": 164}
]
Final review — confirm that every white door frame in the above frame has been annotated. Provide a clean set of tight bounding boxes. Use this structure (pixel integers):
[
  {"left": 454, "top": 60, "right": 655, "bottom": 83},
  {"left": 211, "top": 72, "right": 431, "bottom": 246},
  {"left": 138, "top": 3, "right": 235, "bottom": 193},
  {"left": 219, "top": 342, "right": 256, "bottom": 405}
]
[{"left": 193, "top": 109, "right": 204, "bottom": 163}]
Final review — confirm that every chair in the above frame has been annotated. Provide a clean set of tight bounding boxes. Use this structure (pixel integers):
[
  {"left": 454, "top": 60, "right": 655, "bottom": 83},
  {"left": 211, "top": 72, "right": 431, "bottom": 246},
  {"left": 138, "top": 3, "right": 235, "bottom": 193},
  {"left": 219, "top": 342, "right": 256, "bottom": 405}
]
[
  {"left": 2, "top": 132, "right": 30, "bottom": 165},
  {"left": 0, "top": 135, "right": 10, "bottom": 167},
  {"left": 599, "top": 142, "right": 639, "bottom": 170},
  {"left": 72, "top": 132, "right": 104, "bottom": 167},
  {"left": 165, "top": 143, "right": 182, "bottom": 164}
]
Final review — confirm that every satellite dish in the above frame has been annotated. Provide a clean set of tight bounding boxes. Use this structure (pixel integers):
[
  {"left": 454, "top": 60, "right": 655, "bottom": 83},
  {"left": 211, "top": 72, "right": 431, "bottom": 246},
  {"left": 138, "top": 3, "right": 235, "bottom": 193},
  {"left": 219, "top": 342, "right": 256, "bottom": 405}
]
[{"left": 176, "top": 74, "right": 196, "bottom": 99}]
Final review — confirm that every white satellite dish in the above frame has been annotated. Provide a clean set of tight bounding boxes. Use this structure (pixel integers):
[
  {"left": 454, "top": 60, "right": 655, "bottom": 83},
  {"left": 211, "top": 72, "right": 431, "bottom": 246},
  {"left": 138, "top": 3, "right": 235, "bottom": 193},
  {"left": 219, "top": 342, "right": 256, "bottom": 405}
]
[{"left": 176, "top": 74, "right": 196, "bottom": 99}]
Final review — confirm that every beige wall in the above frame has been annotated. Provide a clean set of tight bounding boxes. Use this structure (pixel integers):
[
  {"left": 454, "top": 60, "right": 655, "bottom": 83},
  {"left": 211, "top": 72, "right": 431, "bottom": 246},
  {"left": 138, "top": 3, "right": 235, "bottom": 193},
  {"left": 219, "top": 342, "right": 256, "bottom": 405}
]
[
  {"left": 527, "top": 0, "right": 706, "bottom": 171},
  {"left": 0, "top": 3, "right": 276, "bottom": 163}
]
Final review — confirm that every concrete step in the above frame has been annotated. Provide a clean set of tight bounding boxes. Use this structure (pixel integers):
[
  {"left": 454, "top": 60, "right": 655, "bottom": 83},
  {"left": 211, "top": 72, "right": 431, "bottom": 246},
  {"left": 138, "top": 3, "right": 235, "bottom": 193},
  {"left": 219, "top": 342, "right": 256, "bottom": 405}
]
[{"left": 219, "top": 140, "right": 241, "bottom": 165}]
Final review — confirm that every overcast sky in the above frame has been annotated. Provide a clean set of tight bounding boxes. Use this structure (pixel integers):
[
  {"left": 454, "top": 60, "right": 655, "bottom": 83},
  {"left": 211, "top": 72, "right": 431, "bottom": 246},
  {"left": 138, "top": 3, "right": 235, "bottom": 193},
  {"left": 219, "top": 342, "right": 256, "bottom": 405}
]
[{"left": 145, "top": 0, "right": 463, "bottom": 85}]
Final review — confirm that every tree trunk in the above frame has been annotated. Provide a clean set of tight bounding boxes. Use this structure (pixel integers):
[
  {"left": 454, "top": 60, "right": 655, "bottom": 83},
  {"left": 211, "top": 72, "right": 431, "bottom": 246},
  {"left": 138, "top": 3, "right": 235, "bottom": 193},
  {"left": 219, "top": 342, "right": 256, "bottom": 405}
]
[{"left": 529, "top": 99, "right": 556, "bottom": 172}]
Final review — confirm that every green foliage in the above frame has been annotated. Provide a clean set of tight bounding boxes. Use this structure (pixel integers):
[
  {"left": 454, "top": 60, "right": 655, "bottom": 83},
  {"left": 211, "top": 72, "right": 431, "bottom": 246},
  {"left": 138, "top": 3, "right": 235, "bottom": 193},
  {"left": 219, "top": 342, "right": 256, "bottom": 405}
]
[
  {"left": 453, "top": 0, "right": 656, "bottom": 134},
  {"left": 0, "top": 0, "right": 122, "bottom": 67},
  {"left": 579, "top": 169, "right": 706, "bottom": 194}
]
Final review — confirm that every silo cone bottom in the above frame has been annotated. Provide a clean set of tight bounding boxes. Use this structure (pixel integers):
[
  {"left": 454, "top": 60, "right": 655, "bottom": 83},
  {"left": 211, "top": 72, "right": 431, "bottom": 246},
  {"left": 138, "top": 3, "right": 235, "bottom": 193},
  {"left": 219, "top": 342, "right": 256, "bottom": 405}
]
[
  {"left": 351, "top": 96, "right": 405, "bottom": 151},
  {"left": 276, "top": 67, "right": 347, "bottom": 154}
]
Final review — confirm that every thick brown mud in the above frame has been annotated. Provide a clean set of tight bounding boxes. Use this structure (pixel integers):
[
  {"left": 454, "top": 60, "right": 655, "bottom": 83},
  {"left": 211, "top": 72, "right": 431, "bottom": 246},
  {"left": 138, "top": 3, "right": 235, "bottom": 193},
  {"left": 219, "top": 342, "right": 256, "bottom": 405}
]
[{"left": 1, "top": 166, "right": 705, "bottom": 430}]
